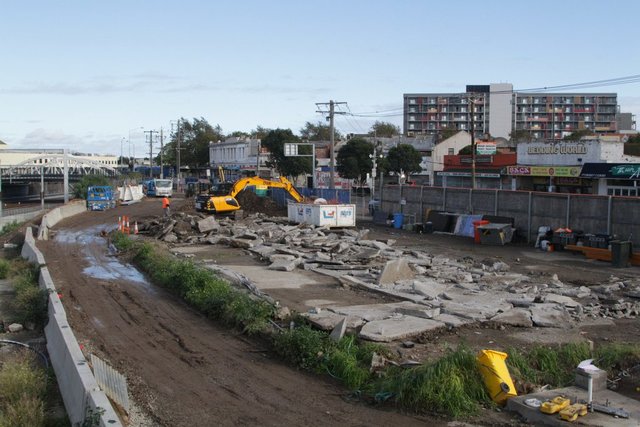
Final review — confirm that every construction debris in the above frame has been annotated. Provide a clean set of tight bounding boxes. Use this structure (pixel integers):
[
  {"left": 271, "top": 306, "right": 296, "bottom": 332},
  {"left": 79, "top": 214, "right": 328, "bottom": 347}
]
[{"left": 138, "top": 211, "right": 640, "bottom": 342}]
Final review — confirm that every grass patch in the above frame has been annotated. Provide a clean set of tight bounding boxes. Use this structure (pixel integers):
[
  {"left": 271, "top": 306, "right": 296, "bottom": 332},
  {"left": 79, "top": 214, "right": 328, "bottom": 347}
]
[
  {"left": 0, "top": 353, "right": 47, "bottom": 427},
  {"left": 507, "top": 342, "right": 640, "bottom": 388},
  {"left": 0, "top": 259, "right": 10, "bottom": 279},
  {"left": 0, "top": 221, "right": 20, "bottom": 237},
  {"left": 9, "top": 260, "right": 46, "bottom": 327},
  {"left": 373, "top": 347, "right": 490, "bottom": 417}
]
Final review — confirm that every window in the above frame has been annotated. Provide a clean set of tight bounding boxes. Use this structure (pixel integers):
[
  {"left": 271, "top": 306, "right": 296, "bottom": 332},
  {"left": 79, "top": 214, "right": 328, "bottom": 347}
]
[
  {"left": 409, "top": 124, "right": 415, "bottom": 130},
  {"left": 409, "top": 99, "right": 416, "bottom": 104},
  {"left": 409, "top": 115, "right": 415, "bottom": 121},
  {"left": 448, "top": 148, "right": 454, "bottom": 155}
]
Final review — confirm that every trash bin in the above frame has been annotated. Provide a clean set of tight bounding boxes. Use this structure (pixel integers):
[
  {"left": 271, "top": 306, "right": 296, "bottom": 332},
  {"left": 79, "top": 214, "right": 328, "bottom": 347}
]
[
  {"left": 424, "top": 221, "right": 433, "bottom": 234},
  {"left": 393, "top": 213, "right": 404, "bottom": 229},
  {"left": 477, "top": 349, "right": 517, "bottom": 405},
  {"left": 473, "top": 220, "right": 490, "bottom": 244},
  {"left": 611, "top": 240, "right": 632, "bottom": 268}
]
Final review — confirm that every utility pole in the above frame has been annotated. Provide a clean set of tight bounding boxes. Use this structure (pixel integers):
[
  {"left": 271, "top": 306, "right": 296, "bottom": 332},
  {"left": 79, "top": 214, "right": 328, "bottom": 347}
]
[
  {"left": 171, "top": 120, "right": 183, "bottom": 191},
  {"left": 144, "top": 130, "right": 158, "bottom": 178},
  {"left": 468, "top": 95, "right": 477, "bottom": 189},
  {"left": 159, "top": 127, "right": 164, "bottom": 179},
  {"left": 316, "top": 100, "right": 347, "bottom": 189}
]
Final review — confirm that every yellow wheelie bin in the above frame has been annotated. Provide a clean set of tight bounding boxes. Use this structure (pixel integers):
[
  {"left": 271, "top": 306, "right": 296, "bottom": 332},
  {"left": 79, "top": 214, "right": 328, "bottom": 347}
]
[{"left": 477, "top": 349, "right": 517, "bottom": 404}]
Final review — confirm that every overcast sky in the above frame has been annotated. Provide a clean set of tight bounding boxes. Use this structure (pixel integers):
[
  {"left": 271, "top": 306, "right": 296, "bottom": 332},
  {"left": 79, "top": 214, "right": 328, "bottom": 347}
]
[{"left": 2, "top": 0, "right": 639, "bottom": 156}]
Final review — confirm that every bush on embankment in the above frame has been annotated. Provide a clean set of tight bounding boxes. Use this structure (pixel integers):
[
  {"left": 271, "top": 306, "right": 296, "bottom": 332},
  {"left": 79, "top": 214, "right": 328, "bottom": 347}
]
[
  {"left": 5, "top": 257, "right": 47, "bottom": 328},
  {"left": 111, "top": 232, "right": 640, "bottom": 418}
]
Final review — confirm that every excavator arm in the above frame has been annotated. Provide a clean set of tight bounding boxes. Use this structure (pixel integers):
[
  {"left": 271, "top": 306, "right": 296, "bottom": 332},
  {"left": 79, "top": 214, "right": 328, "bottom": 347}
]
[{"left": 196, "top": 176, "right": 305, "bottom": 214}]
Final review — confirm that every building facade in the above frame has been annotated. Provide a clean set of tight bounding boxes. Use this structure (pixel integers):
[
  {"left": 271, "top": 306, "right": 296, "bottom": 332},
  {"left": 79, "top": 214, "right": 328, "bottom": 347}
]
[{"left": 404, "top": 83, "right": 622, "bottom": 140}]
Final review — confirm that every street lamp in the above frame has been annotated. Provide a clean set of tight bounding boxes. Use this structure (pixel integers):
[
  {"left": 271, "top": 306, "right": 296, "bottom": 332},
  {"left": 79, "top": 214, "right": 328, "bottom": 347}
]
[
  {"left": 369, "top": 151, "right": 383, "bottom": 198},
  {"left": 120, "top": 137, "right": 125, "bottom": 169},
  {"left": 128, "top": 127, "right": 144, "bottom": 169}
]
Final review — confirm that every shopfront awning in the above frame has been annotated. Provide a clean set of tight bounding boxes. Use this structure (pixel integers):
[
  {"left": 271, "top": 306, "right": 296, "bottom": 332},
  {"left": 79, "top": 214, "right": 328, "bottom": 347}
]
[{"left": 580, "top": 163, "right": 640, "bottom": 179}]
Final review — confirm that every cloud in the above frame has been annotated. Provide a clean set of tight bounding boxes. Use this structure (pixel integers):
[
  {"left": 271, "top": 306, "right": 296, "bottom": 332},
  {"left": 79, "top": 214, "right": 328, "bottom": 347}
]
[
  {"left": 15, "top": 128, "right": 118, "bottom": 156},
  {"left": 0, "top": 74, "right": 217, "bottom": 95}
]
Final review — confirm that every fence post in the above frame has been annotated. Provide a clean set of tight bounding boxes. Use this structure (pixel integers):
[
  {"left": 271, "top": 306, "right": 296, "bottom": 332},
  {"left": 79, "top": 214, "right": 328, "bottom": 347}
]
[
  {"left": 442, "top": 187, "right": 447, "bottom": 211},
  {"left": 607, "top": 196, "right": 612, "bottom": 235},
  {"left": 494, "top": 189, "right": 499, "bottom": 215},
  {"left": 420, "top": 185, "right": 424, "bottom": 223},
  {"left": 527, "top": 192, "right": 532, "bottom": 244},
  {"left": 566, "top": 194, "right": 571, "bottom": 228},
  {"left": 468, "top": 188, "right": 473, "bottom": 214}
]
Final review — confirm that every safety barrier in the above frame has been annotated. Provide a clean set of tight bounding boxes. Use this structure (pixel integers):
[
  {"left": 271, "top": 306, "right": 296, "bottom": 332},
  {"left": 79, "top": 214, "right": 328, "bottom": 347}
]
[
  {"left": 37, "top": 200, "right": 87, "bottom": 240},
  {"left": 22, "top": 206, "right": 123, "bottom": 426}
]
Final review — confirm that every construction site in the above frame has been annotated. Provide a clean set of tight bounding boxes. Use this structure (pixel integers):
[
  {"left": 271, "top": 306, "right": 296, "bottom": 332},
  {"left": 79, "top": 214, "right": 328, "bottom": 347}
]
[{"left": 5, "top": 185, "right": 640, "bottom": 426}]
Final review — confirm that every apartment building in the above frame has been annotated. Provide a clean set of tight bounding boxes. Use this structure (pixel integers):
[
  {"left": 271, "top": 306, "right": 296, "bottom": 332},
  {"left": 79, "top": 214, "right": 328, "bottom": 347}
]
[{"left": 404, "top": 83, "right": 621, "bottom": 140}]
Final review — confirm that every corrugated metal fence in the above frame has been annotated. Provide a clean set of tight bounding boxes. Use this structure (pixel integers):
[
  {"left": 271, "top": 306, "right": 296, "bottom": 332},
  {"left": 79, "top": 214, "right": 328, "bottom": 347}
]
[{"left": 91, "top": 354, "right": 129, "bottom": 413}]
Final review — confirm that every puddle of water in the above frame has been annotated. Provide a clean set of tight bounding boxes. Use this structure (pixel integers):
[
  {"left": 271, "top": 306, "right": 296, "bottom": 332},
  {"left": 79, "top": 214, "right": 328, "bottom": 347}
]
[{"left": 55, "top": 225, "right": 154, "bottom": 293}]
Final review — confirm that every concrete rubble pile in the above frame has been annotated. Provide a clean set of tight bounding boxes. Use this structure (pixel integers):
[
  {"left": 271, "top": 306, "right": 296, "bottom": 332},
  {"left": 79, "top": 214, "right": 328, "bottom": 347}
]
[{"left": 140, "top": 212, "right": 640, "bottom": 342}]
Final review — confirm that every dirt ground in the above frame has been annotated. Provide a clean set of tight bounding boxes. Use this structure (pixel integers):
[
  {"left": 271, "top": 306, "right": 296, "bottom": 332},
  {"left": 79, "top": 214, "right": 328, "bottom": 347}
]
[{"left": 31, "top": 196, "right": 640, "bottom": 426}]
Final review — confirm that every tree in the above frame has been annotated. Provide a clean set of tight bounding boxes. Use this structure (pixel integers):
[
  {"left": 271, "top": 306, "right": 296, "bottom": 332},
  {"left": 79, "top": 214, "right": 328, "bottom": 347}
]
[
  {"left": 300, "top": 121, "right": 341, "bottom": 141},
  {"left": 251, "top": 125, "right": 271, "bottom": 140},
  {"left": 162, "top": 117, "right": 224, "bottom": 169},
  {"left": 563, "top": 129, "right": 594, "bottom": 141},
  {"left": 439, "top": 128, "right": 459, "bottom": 141},
  {"left": 261, "top": 129, "right": 311, "bottom": 177},
  {"left": 509, "top": 129, "right": 530, "bottom": 143},
  {"left": 386, "top": 144, "right": 422, "bottom": 178},
  {"left": 369, "top": 121, "right": 400, "bottom": 137},
  {"left": 336, "top": 138, "right": 375, "bottom": 182}
]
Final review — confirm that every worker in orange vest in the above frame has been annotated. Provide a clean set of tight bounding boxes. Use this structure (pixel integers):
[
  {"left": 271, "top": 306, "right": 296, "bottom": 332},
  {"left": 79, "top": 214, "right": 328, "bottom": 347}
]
[{"left": 162, "top": 196, "right": 171, "bottom": 217}]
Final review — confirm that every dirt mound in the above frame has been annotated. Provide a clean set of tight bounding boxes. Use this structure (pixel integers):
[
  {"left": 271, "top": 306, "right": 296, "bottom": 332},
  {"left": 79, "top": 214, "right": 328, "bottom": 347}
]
[{"left": 236, "top": 190, "right": 287, "bottom": 216}]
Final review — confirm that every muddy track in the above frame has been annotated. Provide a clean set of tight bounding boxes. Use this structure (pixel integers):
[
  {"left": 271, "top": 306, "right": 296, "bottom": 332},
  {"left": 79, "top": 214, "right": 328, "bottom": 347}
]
[{"left": 37, "top": 198, "right": 430, "bottom": 426}]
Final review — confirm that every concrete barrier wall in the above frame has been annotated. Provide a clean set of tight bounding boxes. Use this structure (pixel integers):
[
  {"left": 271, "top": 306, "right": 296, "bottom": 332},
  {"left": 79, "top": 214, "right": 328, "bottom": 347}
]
[
  {"left": 38, "top": 200, "right": 86, "bottom": 240},
  {"left": 23, "top": 218, "right": 122, "bottom": 425},
  {"left": 0, "top": 210, "right": 44, "bottom": 229},
  {"left": 381, "top": 185, "right": 640, "bottom": 246}
]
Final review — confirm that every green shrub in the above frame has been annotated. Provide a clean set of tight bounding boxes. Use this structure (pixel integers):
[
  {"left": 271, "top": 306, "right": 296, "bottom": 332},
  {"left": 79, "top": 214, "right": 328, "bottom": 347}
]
[
  {"left": 72, "top": 175, "right": 111, "bottom": 200},
  {"left": 0, "top": 259, "right": 10, "bottom": 279},
  {"left": 374, "top": 347, "right": 490, "bottom": 417},
  {"left": 0, "top": 221, "right": 20, "bottom": 237},
  {"left": 325, "top": 335, "right": 374, "bottom": 390},
  {"left": 10, "top": 262, "right": 45, "bottom": 327},
  {"left": 273, "top": 325, "right": 328, "bottom": 371}
]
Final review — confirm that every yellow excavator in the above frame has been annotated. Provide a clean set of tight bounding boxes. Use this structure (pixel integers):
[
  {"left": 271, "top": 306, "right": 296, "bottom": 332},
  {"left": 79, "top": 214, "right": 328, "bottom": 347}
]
[{"left": 195, "top": 176, "right": 306, "bottom": 214}]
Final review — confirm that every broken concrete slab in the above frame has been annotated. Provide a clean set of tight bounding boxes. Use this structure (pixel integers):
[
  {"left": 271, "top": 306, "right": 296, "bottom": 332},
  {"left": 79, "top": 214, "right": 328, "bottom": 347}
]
[
  {"left": 433, "top": 313, "right": 474, "bottom": 328},
  {"left": 490, "top": 308, "right": 533, "bottom": 327},
  {"left": 359, "top": 316, "right": 445, "bottom": 342},
  {"left": 544, "top": 293, "right": 581, "bottom": 308},
  {"left": 329, "top": 318, "right": 347, "bottom": 341},
  {"left": 378, "top": 259, "right": 415, "bottom": 287},
  {"left": 197, "top": 216, "right": 220, "bottom": 233},
  {"left": 530, "top": 303, "right": 573, "bottom": 328},
  {"left": 268, "top": 257, "right": 301, "bottom": 272},
  {"left": 394, "top": 303, "right": 441, "bottom": 319},
  {"left": 440, "top": 300, "right": 511, "bottom": 321},
  {"left": 302, "top": 311, "right": 365, "bottom": 331}
]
